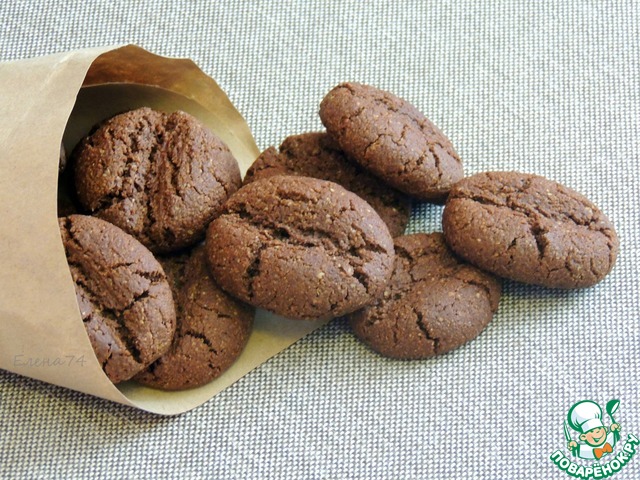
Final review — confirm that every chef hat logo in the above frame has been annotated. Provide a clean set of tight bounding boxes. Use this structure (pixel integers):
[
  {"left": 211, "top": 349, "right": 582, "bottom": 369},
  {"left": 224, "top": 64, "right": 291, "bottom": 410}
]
[{"left": 568, "top": 400, "right": 604, "bottom": 434}]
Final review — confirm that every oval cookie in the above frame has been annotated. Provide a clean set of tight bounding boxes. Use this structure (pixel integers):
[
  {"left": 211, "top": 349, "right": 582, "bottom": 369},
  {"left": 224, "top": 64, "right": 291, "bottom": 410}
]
[
  {"left": 442, "top": 172, "right": 619, "bottom": 288},
  {"left": 135, "top": 247, "right": 254, "bottom": 391},
  {"left": 319, "top": 82, "right": 463, "bottom": 201},
  {"left": 59, "top": 215, "right": 176, "bottom": 384},
  {"left": 349, "top": 233, "right": 501, "bottom": 359},
  {"left": 73, "top": 107, "right": 242, "bottom": 253},
  {"left": 244, "top": 132, "right": 411, "bottom": 237},
  {"left": 206, "top": 175, "right": 396, "bottom": 320}
]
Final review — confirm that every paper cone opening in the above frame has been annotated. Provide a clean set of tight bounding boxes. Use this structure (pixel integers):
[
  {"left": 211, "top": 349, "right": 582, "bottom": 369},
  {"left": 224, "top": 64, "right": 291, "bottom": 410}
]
[{"left": 0, "top": 45, "right": 329, "bottom": 415}]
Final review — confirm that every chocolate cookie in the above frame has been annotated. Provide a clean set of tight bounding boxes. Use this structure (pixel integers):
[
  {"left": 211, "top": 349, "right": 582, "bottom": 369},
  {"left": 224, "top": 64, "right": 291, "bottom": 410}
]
[
  {"left": 135, "top": 247, "right": 254, "bottom": 391},
  {"left": 319, "top": 82, "right": 463, "bottom": 201},
  {"left": 206, "top": 175, "right": 396, "bottom": 320},
  {"left": 73, "top": 107, "right": 242, "bottom": 253},
  {"left": 350, "top": 233, "right": 501, "bottom": 359},
  {"left": 59, "top": 215, "right": 176, "bottom": 384},
  {"left": 244, "top": 132, "right": 411, "bottom": 237},
  {"left": 442, "top": 172, "right": 619, "bottom": 288}
]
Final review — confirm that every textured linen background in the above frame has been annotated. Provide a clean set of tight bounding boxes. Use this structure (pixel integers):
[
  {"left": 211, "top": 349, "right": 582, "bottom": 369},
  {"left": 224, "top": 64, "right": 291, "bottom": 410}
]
[{"left": 1, "top": 1, "right": 639, "bottom": 479}]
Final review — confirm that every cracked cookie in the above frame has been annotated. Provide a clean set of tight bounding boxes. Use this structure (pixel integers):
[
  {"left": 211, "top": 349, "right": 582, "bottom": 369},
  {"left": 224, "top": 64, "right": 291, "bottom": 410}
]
[
  {"left": 59, "top": 215, "right": 176, "bottom": 384},
  {"left": 244, "top": 132, "right": 411, "bottom": 237},
  {"left": 135, "top": 247, "right": 254, "bottom": 391},
  {"left": 349, "top": 233, "right": 501, "bottom": 359},
  {"left": 319, "top": 82, "right": 463, "bottom": 202},
  {"left": 205, "top": 175, "right": 396, "bottom": 321},
  {"left": 442, "top": 171, "right": 619, "bottom": 288},
  {"left": 73, "top": 107, "right": 242, "bottom": 254}
]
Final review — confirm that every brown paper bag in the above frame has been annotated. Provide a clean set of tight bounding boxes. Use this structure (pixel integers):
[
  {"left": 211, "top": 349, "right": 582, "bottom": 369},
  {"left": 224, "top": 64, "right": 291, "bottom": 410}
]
[{"left": 0, "top": 45, "right": 329, "bottom": 415}]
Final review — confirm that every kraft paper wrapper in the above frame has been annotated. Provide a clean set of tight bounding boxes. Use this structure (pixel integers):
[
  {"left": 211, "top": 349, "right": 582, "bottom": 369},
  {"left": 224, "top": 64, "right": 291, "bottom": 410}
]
[{"left": 0, "top": 45, "right": 329, "bottom": 415}]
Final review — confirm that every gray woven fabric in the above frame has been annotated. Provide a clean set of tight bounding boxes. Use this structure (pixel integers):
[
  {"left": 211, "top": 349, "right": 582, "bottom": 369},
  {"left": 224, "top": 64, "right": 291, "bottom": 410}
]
[{"left": 1, "top": 1, "right": 640, "bottom": 478}]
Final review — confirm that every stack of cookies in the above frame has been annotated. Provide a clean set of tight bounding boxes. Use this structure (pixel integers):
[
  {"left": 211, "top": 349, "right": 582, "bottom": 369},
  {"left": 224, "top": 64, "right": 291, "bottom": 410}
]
[
  {"left": 59, "top": 108, "right": 254, "bottom": 390},
  {"left": 59, "top": 82, "right": 619, "bottom": 390},
  {"left": 208, "top": 81, "right": 618, "bottom": 359}
]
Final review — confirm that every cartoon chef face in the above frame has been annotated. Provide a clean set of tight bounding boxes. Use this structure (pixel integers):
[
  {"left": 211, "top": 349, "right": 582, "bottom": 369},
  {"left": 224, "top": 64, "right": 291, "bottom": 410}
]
[
  {"left": 568, "top": 400, "right": 605, "bottom": 437},
  {"left": 581, "top": 426, "right": 608, "bottom": 446}
]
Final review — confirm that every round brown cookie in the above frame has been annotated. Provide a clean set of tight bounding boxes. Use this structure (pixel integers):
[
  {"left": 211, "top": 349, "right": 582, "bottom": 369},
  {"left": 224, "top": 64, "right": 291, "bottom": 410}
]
[
  {"left": 244, "top": 132, "right": 411, "bottom": 237},
  {"left": 206, "top": 175, "right": 396, "bottom": 321},
  {"left": 135, "top": 247, "right": 254, "bottom": 391},
  {"left": 73, "top": 107, "right": 242, "bottom": 253},
  {"left": 59, "top": 215, "right": 176, "bottom": 384},
  {"left": 442, "top": 171, "right": 619, "bottom": 288},
  {"left": 349, "top": 233, "right": 501, "bottom": 359},
  {"left": 319, "top": 82, "right": 463, "bottom": 201}
]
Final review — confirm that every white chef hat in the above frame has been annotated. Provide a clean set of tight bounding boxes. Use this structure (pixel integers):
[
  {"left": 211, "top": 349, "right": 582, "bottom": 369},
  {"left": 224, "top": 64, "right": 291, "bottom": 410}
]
[{"left": 568, "top": 400, "right": 604, "bottom": 434}]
